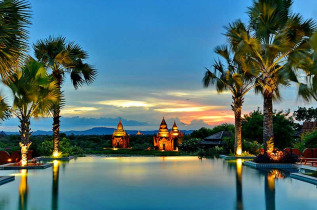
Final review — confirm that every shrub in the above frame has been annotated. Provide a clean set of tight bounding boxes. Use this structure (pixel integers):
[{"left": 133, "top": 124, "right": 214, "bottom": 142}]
[
  {"left": 197, "top": 146, "right": 224, "bottom": 157},
  {"left": 179, "top": 138, "right": 200, "bottom": 153},
  {"left": 254, "top": 151, "right": 298, "bottom": 163},
  {"left": 301, "top": 130, "right": 317, "bottom": 148}
]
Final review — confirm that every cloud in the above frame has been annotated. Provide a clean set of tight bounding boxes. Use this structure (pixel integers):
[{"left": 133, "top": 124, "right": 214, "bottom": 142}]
[
  {"left": 97, "top": 100, "right": 153, "bottom": 108},
  {"left": 154, "top": 106, "right": 223, "bottom": 113},
  {"left": 61, "top": 106, "right": 100, "bottom": 115}
]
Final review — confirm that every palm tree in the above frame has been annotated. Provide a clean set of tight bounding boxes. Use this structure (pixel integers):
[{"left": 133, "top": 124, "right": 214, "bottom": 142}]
[
  {"left": 224, "top": 0, "right": 315, "bottom": 151},
  {"left": 5, "top": 59, "right": 58, "bottom": 166},
  {"left": 203, "top": 45, "right": 256, "bottom": 155},
  {"left": 0, "top": 0, "right": 30, "bottom": 81},
  {"left": 33, "top": 36, "right": 96, "bottom": 157}
]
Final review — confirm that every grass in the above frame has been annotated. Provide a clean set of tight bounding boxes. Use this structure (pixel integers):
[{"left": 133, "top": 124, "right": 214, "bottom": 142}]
[
  {"left": 305, "top": 171, "right": 317, "bottom": 178},
  {"left": 229, "top": 151, "right": 254, "bottom": 157}
]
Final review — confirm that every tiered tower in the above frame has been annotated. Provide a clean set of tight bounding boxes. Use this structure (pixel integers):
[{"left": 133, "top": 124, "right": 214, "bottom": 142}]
[{"left": 112, "top": 119, "right": 129, "bottom": 148}]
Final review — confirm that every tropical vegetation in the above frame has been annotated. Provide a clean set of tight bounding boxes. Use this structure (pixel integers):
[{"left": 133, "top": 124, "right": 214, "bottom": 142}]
[
  {"left": 203, "top": 45, "right": 256, "bottom": 155},
  {"left": 33, "top": 36, "right": 96, "bottom": 157},
  {"left": 5, "top": 59, "right": 58, "bottom": 165}
]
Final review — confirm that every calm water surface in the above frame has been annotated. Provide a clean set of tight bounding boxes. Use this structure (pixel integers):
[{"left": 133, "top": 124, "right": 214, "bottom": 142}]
[{"left": 0, "top": 156, "right": 316, "bottom": 210}]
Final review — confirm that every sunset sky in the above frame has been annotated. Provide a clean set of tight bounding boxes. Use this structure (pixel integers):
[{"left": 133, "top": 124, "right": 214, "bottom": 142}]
[{"left": 1, "top": 0, "right": 317, "bottom": 131}]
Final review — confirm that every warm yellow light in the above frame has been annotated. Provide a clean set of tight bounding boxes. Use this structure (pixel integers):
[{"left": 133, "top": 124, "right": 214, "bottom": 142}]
[
  {"left": 7, "top": 158, "right": 12, "bottom": 162},
  {"left": 236, "top": 147, "right": 242, "bottom": 156},
  {"left": 112, "top": 148, "right": 118, "bottom": 151},
  {"left": 53, "top": 151, "right": 61, "bottom": 158}
]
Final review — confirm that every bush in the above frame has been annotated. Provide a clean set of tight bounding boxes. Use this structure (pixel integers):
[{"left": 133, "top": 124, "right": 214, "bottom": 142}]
[
  {"left": 179, "top": 138, "right": 200, "bottom": 153},
  {"left": 254, "top": 151, "right": 298, "bottom": 163},
  {"left": 38, "top": 138, "right": 85, "bottom": 157},
  {"left": 301, "top": 130, "right": 317, "bottom": 148},
  {"left": 197, "top": 146, "right": 224, "bottom": 157}
]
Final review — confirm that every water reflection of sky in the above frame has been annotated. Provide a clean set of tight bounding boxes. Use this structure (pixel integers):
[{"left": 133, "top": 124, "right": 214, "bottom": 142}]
[{"left": 0, "top": 157, "right": 316, "bottom": 210}]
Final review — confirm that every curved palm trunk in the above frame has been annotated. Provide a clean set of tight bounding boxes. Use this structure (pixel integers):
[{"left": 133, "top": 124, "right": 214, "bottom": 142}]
[
  {"left": 53, "top": 71, "right": 62, "bottom": 156},
  {"left": 263, "top": 93, "right": 274, "bottom": 152},
  {"left": 19, "top": 117, "right": 32, "bottom": 166},
  {"left": 233, "top": 96, "right": 243, "bottom": 156}
]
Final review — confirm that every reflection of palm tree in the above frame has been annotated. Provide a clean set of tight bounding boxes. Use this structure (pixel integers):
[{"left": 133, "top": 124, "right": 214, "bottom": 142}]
[
  {"left": 18, "top": 169, "right": 28, "bottom": 210},
  {"left": 52, "top": 160, "right": 60, "bottom": 210},
  {"left": 235, "top": 159, "right": 243, "bottom": 210},
  {"left": 265, "top": 174, "right": 275, "bottom": 210}
]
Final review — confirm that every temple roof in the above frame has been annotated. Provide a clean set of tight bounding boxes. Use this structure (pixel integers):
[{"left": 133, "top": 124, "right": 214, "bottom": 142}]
[
  {"left": 113, "top": 119, "right": 127, "bottom": 137},
  {"left": 172, "top": 121, "right": 178, "bottom": 131},
  {"left": 158, "top": 117, "right": 169, "bottom": 137}
]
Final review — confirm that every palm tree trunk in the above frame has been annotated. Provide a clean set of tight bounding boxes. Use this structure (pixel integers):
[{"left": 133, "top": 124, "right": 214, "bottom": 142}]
[
  {"left": 53, "top": 71, "right": 62, "bottom": 156},
  {"left": 263, "top": 93, "right": 274, "bottom": 152},
  {"left": 234, "top": 109, "right": 242, "bottom": 156},
  {"left": 19, "top": 117, "right": 32, "bottom": 166},
  {"left": 52, "top": 103, "right": 60, "bottom": 156},
  {"left": 233, "top": 96, "right": 243, "bottom": 155}
]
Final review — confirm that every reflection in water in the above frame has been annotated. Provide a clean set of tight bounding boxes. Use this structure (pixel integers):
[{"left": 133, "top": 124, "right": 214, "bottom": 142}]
[
  {"left": 52, "top": 160, "right": 60, "bottom": 210},
  {"left": 18, "top": 169, "right": 28, "bottom": 210},
  {"left": 235, "top": 159, "right": 243, "bottom": 210},
  {"left": 265, "top": 170, "right": 285, "bottom": 210}
]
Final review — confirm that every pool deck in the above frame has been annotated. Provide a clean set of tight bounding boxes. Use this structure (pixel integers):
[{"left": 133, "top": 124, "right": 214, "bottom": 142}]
[
  {"left": 35, "top": 156, "right": 74, "bottom": 161},
  {"left": 243, "top": 161, "right": 297, "bottom": 169},
  {"left": 0, "top": 176, "right": 14, "bottom": 185},
  {"left": 0, "top": 162, "right": 53, "bottom": 170},
  {"left": 290, "top": 173, "right": 317, "bottom": 185},
  {"left": 219, "top": 155, "right": 255, "bottom": 160}
]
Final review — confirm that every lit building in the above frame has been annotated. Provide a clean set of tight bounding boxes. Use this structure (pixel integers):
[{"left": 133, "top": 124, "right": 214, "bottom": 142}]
[
  {"left": 112, "top": 119, "right": 129, "bottom": 148},
  {"left": 153, "top": 118, "right": 183, "bottom": 151},
  {"left": 136, "top": 130, "right": 144, "bottom": 135}
]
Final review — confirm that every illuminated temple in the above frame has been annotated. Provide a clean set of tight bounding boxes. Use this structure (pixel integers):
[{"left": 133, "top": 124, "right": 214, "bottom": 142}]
[
  {"left": 112, "top": 119, "right": 130, "bottom": 148},
  {"left": 153, "top": 118, "right": 184, "bottom": 151}
]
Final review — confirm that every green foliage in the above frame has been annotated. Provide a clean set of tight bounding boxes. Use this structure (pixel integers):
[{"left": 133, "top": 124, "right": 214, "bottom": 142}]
[
  {"left": 242, "top": 109, "right": 296, "bottom": 149},
  {"left": 197, "top": 146, "right": 223, "bottom": 157},
  {"left": 178, "top": 138, "right": 200, "bottom": 153},
  {"left": 38, "top": 137, "right": 84, "bottom": 157},
  {"left": 293, "top": 107, "right": 317, "bottom": 122},
  {"left": 301, "top": 130, "right": 317, "bottom": 148}
]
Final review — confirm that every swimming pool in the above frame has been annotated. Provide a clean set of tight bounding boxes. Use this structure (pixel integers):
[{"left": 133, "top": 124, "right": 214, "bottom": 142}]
[{"left": 0, "top": 156, "right": 316, "bottom": 210}]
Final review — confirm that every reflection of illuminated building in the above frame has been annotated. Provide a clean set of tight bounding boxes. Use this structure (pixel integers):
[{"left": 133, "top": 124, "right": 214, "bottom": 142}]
[
  {"left": 52, "top": 160, "right": 60, "bottom": 210},
  {"left": 153, "top": 118, "right": 184, "bottom": 151},
  {"left": 19, "top": 169, "right": 28, "bottom": 210},
  {"left": 112, "top": 119, "right": 130, "bottom": 148},
  {"left": 235, "top": 159, "right": 243, "bottom": 210}
]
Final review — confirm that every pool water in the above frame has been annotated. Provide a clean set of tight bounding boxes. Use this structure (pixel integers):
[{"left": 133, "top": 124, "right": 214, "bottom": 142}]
[{"left": 0, "top": 156, "right": 316, "bottom": 210}]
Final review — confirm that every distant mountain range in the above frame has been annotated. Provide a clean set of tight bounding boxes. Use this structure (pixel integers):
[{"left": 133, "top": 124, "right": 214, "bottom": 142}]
[{"left": 2, "top": 127, "right": 194, "bottom": 136}]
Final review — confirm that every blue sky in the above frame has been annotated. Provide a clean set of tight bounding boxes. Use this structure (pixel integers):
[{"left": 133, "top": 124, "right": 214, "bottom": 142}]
[{"left": 1, "top": 0, "right": 317, "bottom": 131}]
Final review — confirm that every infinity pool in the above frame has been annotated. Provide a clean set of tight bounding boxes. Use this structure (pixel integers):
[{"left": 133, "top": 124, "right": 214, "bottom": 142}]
[{"left": 0, "top": 156, "right": 316, "bottom": 210}]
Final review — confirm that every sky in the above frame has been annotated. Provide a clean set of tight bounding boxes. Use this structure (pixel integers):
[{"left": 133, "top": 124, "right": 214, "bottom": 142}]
[{"left": 1, "top": 0, "right": 317, "bottom": 132}]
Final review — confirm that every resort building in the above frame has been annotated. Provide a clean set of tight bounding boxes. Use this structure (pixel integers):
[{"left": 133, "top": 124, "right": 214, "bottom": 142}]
[
  {"left": 153, "top": 118, "right": 184, "bottom": 151},
  {"left": 199, "top": 131, "right": 232, "bottom": 148},
  {"left": 112, "top": 119, "right": 130, "bottom": 148}
]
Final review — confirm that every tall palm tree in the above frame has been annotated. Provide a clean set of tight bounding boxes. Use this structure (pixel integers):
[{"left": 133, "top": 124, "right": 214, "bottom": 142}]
[
  {"left": 0, "top": 0, "right": 30, "bottom": 81},
  {"left": 33, "top": 36, "right": 96, "bottom": 157},
  {"left": 224, "top": 0, "right": 315, "bottom": 151},
  {"left": 203, "top": 45, "right": 256, "bottom": 155},
  {"left": 5, "top": 60, "right": 58, "bottom": 166}
]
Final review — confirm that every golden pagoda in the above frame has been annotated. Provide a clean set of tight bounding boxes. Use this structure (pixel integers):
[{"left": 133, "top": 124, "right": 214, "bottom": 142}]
[
  {"left": 153, "top": 118, "right": 183, "bottom": 151},
  {"left": 136, "top": 130, "right": 144, "bottom": 135},
  {"left": 112, "top": 119, "right": 129, "bottom": 148}
]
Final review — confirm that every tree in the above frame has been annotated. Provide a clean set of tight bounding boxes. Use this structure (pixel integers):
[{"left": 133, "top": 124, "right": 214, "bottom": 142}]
[
  {"left": 203, "top": 45, "right": 256, "bottom": 155},
  {"left": 33, "top": 37, "right": 96, "bottom": 157},
  {"left": 242, "top": 109, "right": 296, "bottom": 149},
  {"left": 0, "top": 0, "right": 30, "bottom": 80},
  {"left": 5, "top": 60, "right": 58, "bottom": 166},
  {"left": 224, "top": 0, "right": 315, "bottom": 152},
  {"left": 293, "top": 107, "right": 317, "bottom": 122}
]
